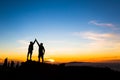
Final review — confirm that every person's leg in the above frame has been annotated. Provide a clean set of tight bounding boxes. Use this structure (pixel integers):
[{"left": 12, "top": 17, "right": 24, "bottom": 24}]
[
  {"left": 42, "top": 55, "right": 44, "bottom": 63},
  {"left": 27, "top": 52, "right": 29, "bottom": 60},
  {"left": 38, "top": 54, "right": 40, "bottom": 62},
  {"left": 30, "top": 53, "right": 31, "bottom": 60},
  {"left": 30, "top": 51, "right": 33, "bottom": 61},
  {"left": 38, "top": 57, "right": 40, "bottom": 62}
]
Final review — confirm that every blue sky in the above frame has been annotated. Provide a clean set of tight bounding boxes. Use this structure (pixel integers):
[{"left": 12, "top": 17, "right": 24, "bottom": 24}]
[{"left": 1, "top": 0, "right": 120, "bottom": 62}]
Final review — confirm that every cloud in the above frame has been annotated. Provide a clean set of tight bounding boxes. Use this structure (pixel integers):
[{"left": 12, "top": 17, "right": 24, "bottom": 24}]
[
  {"left": 16, "top": 40, "right": 29, "bottom": 50},
  {"left": 46, "top": 40, "right": 65, "bottom": 44},
  {"left": 73, "top": 31, "right": 120, "bottom": 49},
  {"left": 73, "top": 32, "right": 114, "bottom": 41},
  {"left": 89, "top": 20, "right": 117, "bottom": 30},
  {"left": 89, "top": 20, "right": 114, "bottom": 27},
  {"left": 17, "top": 40, "right": 29, "bottom": 45}
]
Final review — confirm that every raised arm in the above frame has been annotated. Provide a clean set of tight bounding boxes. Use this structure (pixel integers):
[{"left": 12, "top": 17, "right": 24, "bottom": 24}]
[
  {"left": 35, "top": 39, "right": 40, "bottom": 46},
  {"left": 33, "top": 39, "right": 36, "bottom": 44}
]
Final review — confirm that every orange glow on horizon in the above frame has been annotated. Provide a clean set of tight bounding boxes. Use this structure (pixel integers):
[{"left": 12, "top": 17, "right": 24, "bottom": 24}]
[{"left": 1, "top": 50, "right": 120, "bottom": 64}]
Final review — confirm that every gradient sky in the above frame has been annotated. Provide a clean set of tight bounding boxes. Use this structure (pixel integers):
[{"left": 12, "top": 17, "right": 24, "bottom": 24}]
[{"left": 0, "top": 0, "right": 120, "bottom": 63}]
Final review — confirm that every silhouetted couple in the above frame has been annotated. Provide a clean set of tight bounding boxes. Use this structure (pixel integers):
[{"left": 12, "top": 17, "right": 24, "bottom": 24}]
[{"left": 27, "top": 39, "right": 45, "bottom": 63}]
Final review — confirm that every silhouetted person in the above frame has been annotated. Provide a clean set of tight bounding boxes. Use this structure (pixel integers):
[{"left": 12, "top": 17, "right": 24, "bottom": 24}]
[
  {"left": 27, "top": 40, "right": 35, "bottom": 61},
  {"left": 3, "top": 58, "right": 8, "bottom": 68},
  {"left": 16, "top": 61, "right": 19, "bottom": 68},
  {"left": 35, "top": 39, "right": 45, "bottom": 63},
  {"left": 8, "top": 62, "right": 10, "bottom": 67},
  {"left": 11, "top": 61, "right": 15, "bottom": 68}
]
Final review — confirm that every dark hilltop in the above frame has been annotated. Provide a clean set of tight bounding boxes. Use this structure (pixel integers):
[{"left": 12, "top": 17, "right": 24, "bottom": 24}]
[{"left": 0, "top": 60, "right": 120, "bottom": 80}]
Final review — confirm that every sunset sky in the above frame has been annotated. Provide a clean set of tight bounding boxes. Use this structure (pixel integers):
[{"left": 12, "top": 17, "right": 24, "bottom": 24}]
[{"left": 0, "top": 0, "right": 120, "bottom": 63}]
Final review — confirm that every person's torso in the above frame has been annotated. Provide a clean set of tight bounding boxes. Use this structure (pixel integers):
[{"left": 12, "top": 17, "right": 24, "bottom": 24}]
[
  {"left": 39, "top": 46, "right": 44, "bottom": 52},
  {"left": 29, "top": 44, "right": 33, "bottom": 50}
]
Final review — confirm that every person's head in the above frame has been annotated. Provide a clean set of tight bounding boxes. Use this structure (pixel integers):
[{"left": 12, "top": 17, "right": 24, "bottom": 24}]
[
  {"left": 40, "top": 43, "right": 43, "bottom": 46},
  {"left": 30, "top": 41, "right": 33, "bottom": 44}
]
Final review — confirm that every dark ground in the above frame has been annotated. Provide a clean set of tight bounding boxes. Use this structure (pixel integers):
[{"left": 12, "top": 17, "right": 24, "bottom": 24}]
[{"left": 0, "top": 60, "right": 120, "bottom": 80}]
